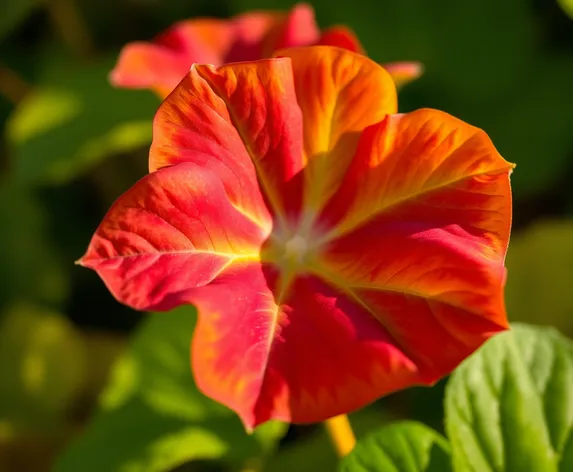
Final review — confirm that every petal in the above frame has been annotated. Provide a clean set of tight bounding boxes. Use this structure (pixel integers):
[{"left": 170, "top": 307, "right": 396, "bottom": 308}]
[
  {"left": 316, "top": 26, "right": 364, "bottom": 53},
  {"left": 77, "top": 163, "right": 270, "bottom": 311},
  {"left": 383, "top": 61, "right": 424, "bottom": 89},
  {"left": 150, "top": 57, "right": 304, "bottom": 225},
  {"left": 323, "top": 108, "right": 515, "bottom": 239},
  {"left": 110, "top": 19, "right": 232, "bottom": 97},
  {"left": 273, "top": 3, "right": 320, "bottom": 49},
  {"left": 244, "top": 3, "right": 319, "bottom": 57},
  {"left": 109, "top": 42, "right": 190, "bottom": 98},
  {"left": 314, "top": 216, "right": 509, "bottom": 375},
  {"left": 191, "top": 262, "right": 423, "bottom": 429},
  {"left": 307, "top": 108, "right": 513, "bottom": 376},
  {"left": 276, "top": 46, "right": 397, "bottom": 214},
  {"left": 110, "top": 5, "right": 320, "bottom": 98}
]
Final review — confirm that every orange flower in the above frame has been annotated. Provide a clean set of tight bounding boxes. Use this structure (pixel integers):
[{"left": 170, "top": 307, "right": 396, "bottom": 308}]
[
  {"left": 110, "top": 4, "right": 422, "bottom": 97},
  {"left": 81, "top": 46, "right": 513, "bottom": 430}
]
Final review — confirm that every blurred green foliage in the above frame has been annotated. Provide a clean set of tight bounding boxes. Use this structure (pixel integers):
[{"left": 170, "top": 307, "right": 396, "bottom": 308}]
[
  {"left": 0, "top": 0, "right": 42, "bottom": 43},
  {"left": 0, "top": 0, "right": 572, "bottom": 470},
  {"left": 0, "top": 304, "right": 84, "bottom": 433},
  {"left": 55, "top": 305, "right": 286, "bottom": 472},
  {"left": 6, "top": 53, "right": 156, "bottom": 185}
]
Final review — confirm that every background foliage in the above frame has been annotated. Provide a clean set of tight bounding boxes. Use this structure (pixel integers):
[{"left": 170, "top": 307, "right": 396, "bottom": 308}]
[{"left": 1, "top": 0, "right": 572, "bottom": 470}]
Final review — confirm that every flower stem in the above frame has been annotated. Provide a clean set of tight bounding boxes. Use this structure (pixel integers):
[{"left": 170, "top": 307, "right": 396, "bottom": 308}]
[{"left": 324, "top": 414, "right": 356, "bottom": 457}]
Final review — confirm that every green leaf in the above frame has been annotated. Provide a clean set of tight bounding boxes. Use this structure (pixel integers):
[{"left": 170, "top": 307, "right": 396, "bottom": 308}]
[
  {"left": 6, "top": 54, "right": 158, "bottom": 185},
  {"left": 445, "top": 323, "right": 573, "bottom": 472},
  {"left": 55, "top": 305, "right": 286, "bottom": 472},
  {"left": 558, "top": 0, "right": 573, "bottom": 19},
  {"left": 339, "top": 421, "right": 451, "bottom": 472},
  {"left": 0, "top": 304, "right": 85, "bottom": 433},
  {"left": 505, "top": 221, "right": 573, "bottom": 337},
  {"left": 0, "top": 0, "right": 42, "bottom": 42},
  {"left": 0, "top": 179, "right": 68, "bottom": 310},
  {"left": 265, "top": 407, "right": 393, "bottom": 472}
]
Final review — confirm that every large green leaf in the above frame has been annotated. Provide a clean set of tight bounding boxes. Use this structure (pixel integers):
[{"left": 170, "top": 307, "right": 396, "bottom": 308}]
[
  {"left": 339, "top": 421, "right": 451, "bottom": 472},
  {"left": 0, "top": 304, "right": 85, "bottom": 433},
  {"left": 445, "top": 323, "right": 573, "bottom": 472},
  {"left": 6, "top": 53, "right": 158, "bottom": 185},
  {"left": 55, "top": 305, "right": 286, "bottom": 472},
  {"left": 0, "top": 178, "right": 68, "bottom": 310},
  {"left": 505, "top": 221, "right": 573, "bottom": 337}
]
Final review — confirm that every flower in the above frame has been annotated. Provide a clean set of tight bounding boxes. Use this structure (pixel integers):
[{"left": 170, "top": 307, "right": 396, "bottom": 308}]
[
  {"left": 80, "top": 46, "right": 514, "bottom": 430},
  {"left": 109, "top": 3, "right": 422, "bottom": 97}
]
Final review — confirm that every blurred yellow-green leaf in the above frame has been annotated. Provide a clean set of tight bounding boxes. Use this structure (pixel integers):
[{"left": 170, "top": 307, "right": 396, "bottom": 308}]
[
  {"left": 0, "top": 304, "right": 85, "bottom": 433},
  {"left": 558, "top": 0, "right": 573, "bottom": 19},
  {"left": 506, "top": 220, "right": 573, "bottom": 337},
  {"left": 6, "top": 53, "right": 157, "bottom": 185},
  {"left": 55, "top": 305, "right": 287, "bottom": 472}
]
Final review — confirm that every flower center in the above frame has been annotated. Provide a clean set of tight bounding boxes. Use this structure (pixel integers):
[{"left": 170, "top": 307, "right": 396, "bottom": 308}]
[{"left": 283, "top": 235, "right": 308, "bottom": 265}]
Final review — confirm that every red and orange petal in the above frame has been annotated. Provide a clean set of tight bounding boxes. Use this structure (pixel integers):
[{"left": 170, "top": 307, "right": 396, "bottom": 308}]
[
  {"left": 273, "top": 46, "right": 397, "bottom": 214},
  {"left": 149, "top": 57, "right": 304, "bottom": 225},
  {"left": 110, "top": 19, "right": 233, "bottom": 97},
  {"left": 383, "top": 61, "right": 424, "bottom": 88},
  {"left": 77, "top": 163, "right": 270, "bottom": 311},
  {"left": 314, "top": 27, "right": 423, "bottom": 88},
  {"left": 316, "top": 26, "right": 364, "bottom": 53},
  {"left": 191, "top": 262, "right": 423, "bottom": 429},
  {"left": 82, "top": 46, "right": 514, "bottom": 429},
  {"left": 322, "top": 108, "right": 514, "bottom": 240}
]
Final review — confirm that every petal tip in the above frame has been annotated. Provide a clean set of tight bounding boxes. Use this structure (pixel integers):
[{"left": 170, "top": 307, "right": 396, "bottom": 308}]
[
  {"left": 108, "top": 68, "right": 122, "bottom": 88},
  {"left": 74, "top": 255, "right": 87, "bottom": 267}
]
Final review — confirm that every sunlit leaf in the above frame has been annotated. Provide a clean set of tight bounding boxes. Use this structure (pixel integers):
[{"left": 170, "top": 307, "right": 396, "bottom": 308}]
[
  {"left": 6, "top": 54, "right": 158, "bottom": 185},
  {"left": 55, "top": 305, "right": 286, "bottom": 472},
  {"left": 558, "top": 0, "right": 573, "bottom": 19},
  {"left": 339, "top": 421, "right": 451, "bottom": 472},
  {"left": 505, "top": 221, "right": 573, "bottom": 337},
  {"left": 0, "top": 304, "right": 85, "bottom": 433},
  {"left": 445, "top": 323, "right": 573, "bottom": 472}
]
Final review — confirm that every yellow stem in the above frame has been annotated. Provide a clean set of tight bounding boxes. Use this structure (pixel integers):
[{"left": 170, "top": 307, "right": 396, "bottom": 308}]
[
  {"left": 47, "top": 0, "right": 94, "bottom": 57},
  {"left": 324, "top": 414, "right": 356, "bottom": 457}
]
